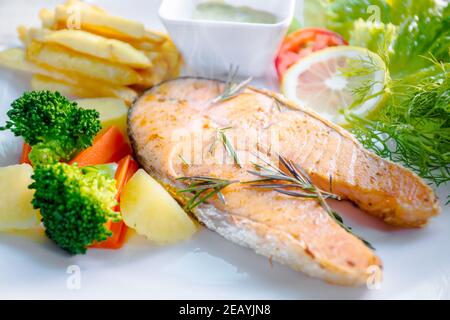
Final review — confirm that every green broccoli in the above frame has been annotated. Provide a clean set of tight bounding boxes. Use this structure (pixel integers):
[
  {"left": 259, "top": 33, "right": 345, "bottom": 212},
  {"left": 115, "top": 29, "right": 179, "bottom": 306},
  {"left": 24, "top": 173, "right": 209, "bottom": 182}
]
[
  {"left": 0, "top": 91, "right": 101, "bottom": 166},
  {"left": 29, "top": 162, "right": 119, "bottom": 254}
]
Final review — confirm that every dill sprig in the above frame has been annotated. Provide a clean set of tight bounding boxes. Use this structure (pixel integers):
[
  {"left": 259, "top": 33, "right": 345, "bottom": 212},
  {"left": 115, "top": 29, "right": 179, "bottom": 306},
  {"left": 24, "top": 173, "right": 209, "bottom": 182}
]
[
  {"left": 210, "top": 65, "right": 252, "bottom": 105},
  {"left": 245, "top": 154, "right": 373, "bottom": 249},
  {"left": 336, "top": 55, "right": 388, "bottom": 111},
  {"left": 209, "top": 127, "right": 242, "bottom": 168},
  {"left": 336, "top": 0, "right": 450, "bottom": 189},
  {"left": 347, "top": 61, "right": 450, "bottom": 187},
  {"left": 177, "top": 176, "right": 238, "bottom": 211}
]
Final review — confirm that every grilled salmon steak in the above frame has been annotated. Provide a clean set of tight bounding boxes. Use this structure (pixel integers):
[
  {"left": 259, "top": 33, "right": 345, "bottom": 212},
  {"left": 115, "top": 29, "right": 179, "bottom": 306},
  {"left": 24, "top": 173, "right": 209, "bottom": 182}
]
[{"left": 128, "top": 78, "right": 440, "bottom": 286}]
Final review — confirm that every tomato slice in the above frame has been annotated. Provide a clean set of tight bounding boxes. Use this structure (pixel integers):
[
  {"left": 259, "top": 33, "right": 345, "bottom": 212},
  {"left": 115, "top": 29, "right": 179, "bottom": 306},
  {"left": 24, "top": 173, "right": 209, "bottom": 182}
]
[{"left": 275, "top": 28, "right": 347, "bottom": 79}]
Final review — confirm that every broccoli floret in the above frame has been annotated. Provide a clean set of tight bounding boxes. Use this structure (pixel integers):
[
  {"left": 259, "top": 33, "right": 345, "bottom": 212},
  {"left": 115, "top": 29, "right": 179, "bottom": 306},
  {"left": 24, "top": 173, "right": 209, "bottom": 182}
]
[
  {"left": 29, "top": 163, "right": 119, "bottom": 254},
  {"left": 0, "top": 91, "right": 101, "bottom": 166}
]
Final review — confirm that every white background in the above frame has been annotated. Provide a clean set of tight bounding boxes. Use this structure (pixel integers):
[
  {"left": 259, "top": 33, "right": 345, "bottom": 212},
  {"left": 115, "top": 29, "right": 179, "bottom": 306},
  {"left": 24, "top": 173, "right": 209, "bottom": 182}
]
[{"left": 0, "top": 0, "right": 449, "bottom": 299}]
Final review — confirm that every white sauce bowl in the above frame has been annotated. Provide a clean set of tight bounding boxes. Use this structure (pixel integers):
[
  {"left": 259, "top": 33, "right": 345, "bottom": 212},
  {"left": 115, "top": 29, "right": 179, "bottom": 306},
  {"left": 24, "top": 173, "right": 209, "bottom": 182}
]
[{"left": 159, "top": 0, "right": 296, "bottom": 77}]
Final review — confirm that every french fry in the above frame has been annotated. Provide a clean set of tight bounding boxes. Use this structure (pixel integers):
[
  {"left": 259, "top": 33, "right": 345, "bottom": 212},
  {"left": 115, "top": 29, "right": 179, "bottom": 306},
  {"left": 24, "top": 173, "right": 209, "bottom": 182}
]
[
  {"left": 31, "top": 73, "right": 137, "bottom": 105},
  {"left": 34, "top": 65, "right": 138, "bottom": 104},
  {"left": 3, "top": 0, "right": 182, "bottom": 103},
  {"left": 7, "top": 48, "right": 137, "bottom": 103},
  {"left": 54, "top": 2, "right": 146, "bottom": 40},
  {"left": 31, "top": 74, "right": 99, "bottom": 98},
  {"left": 135, "top": 70, "right": 159, "bottom": 88},
  {"left": 17, "top": 26, "right": 27, "bottom": 44},
  {"left": 169, "top": 58, "right": 182, "bottom": 78},
  {"left": 62, "top": 77, "right": 138, "bottom": 105},
  {"left": 160, "top": 40, "right": 181, "bottom": 76},
  {"left": 17, "top": 27, "right": 51, "bottom": 46},
  {"left": 0, "top": 48, "right": 35, "bottom": 72},
  {"left": 26, "top": 41, "right": 142, "bottom": 85},
  {"left": 126, "top": 39, "right": 159, "bottom": 52},
  {"left": 90, "top": 84, "right": 137, "bottom": 106},
  {"left": 37, "top": 29, "right": 151, "bottom": 68},
  {"left": 39, "top": 8, "right": 56, "bottom": 29},
  {"left": 136, "top": 60, "right": 169, "bottom": 88},
  {"left": 144, "top": 30, "right": 167, "bottom": 44},
  {"left": 143, "top": 51, "right": 163, "bottom": 64},
  {"left": 0, "top": 47, "right": 137, "bottom": 105}
]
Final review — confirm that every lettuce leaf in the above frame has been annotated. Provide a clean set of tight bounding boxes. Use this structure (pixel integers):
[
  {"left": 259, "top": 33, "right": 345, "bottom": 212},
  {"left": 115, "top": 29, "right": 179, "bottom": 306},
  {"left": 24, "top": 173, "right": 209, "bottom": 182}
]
[
  {"left": 342, "top": 1, "right": 450, "bottom": 186},
  {"left": 324, "top": 0, "right": 391, "bottom": 38},
  {"left": 388, "top": 4, "right": 449, "bottom": 77},
  {"left": 337, "top": 0, "right": 449, "bottom": 78},
  {"left": 388, "top": 0, "right": 442, "bottom": 24},
  {"left": 349, "top": 19, "right": 397, "bottom": 58}
]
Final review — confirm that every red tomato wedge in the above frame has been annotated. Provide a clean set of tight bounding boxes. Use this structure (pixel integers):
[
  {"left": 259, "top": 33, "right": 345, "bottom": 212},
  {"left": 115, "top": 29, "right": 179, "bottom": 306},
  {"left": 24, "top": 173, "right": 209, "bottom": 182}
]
[
  {"left": 69, "top": 126, "right": 132, "bottom": 167},
  {"left": 275, "top": 28, "right": 347, "bottom": 79},
  {"left": 91, "top": 155, "right": 139, "bottom": 249}
]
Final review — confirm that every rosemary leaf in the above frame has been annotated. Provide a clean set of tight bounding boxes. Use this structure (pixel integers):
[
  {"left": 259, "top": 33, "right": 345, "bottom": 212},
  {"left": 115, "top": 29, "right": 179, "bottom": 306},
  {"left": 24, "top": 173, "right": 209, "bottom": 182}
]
[
  {"left": 210, "top": 127, "right": 242, "bottom": 168},
  {"left": 177, "top": 154, "right": 373, "bottom": 249},
  {"left": 178, "top": 154, "right": 190, "bottom": 167},
  {"left": 177, "top": 176, "right": 238, "bottom": 211},
  {"left": 246, "top": 154, "right": 373, "bottom": 249},
  {"left": 272, "top": 98, "right": 284, "bottom": 112},
  {"left": 218, "top": 129, "right": 241, "bottom": 168},
  {"left": 211, "top": 65, "right": 252, "bottom": 105}
]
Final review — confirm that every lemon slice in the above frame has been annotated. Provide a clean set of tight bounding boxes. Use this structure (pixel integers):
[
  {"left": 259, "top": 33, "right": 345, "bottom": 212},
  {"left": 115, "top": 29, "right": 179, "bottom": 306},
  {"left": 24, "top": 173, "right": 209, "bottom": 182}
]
[{"left": 281, "top": 46, "right": 387, "bottom": 125}]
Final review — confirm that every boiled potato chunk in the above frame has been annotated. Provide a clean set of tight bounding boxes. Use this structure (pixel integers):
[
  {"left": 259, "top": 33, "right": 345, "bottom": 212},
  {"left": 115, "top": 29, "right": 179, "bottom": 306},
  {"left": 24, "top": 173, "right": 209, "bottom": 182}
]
[
  {"left": 121, "top": 169, "right": 197, "bottom": 244},
  {"left": 0, "top": 164, "right": 39, "bottom": 231},
  {"left": 76, "top": 98, "right": 128, "bottom": 138}
]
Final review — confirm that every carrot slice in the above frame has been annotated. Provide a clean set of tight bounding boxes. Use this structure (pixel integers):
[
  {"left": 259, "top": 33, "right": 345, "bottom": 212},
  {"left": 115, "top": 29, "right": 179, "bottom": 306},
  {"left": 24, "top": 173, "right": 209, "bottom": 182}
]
[
  {"left": 70, "top": 126, "right": 132, "bottom": 167},
  {"left": 92, "top": 221, "right": 125, "bottom": 250},
  {"left": 91, "top": 155, "right": 139, "bottom": 249},
  {"left": 114, "top": 155, "right": 140, "bottom": 202},
  {"left": 20, "top": 143, "right": 32, "bottom": 164}
]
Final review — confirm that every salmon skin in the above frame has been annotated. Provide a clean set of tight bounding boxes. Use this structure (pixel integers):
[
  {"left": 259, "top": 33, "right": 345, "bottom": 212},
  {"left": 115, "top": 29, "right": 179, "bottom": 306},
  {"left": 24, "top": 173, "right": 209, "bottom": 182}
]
[{"left": 128, "top": 77, "right": 440, "bottom": 286}]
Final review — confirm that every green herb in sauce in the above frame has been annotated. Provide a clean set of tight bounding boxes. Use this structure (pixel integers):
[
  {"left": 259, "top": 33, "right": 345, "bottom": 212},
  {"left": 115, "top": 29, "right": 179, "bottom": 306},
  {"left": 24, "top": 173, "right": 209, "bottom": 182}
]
[{"left": 193, "top": 2, "right": 278, "bottom": 24}]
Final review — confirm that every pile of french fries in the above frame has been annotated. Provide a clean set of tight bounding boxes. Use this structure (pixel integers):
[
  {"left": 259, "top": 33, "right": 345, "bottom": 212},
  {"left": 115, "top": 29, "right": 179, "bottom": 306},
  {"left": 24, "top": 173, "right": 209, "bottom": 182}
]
[{"left": 0, "top": 0, "right": 182, "bottom": 105}]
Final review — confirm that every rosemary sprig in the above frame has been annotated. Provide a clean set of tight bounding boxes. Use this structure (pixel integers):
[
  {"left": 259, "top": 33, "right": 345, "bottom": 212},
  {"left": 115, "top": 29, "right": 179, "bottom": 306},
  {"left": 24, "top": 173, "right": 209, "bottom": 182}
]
[
  {"left": 177, "top": 176, "right": 238, "bottom": 212},
  {"left": 176, "top": 153, "right": 373, "bottom": 249},
  {"left": 177, "top": 154, "right": 190, "bottom": 167},
  {"left": 210, "top": 65, "right": 252, "bottom": 105},
  {"left": 272, "top": 98, "right": 284, "bottom": 112},
  {"left": 244, "top": 155, "right": 339, "bottom": 201},
  {"left": 246, "top": 154, "right": 374, "bottom": 249},
  {"left": 210, "top": 127, "right": 242, "bottom": 168}
]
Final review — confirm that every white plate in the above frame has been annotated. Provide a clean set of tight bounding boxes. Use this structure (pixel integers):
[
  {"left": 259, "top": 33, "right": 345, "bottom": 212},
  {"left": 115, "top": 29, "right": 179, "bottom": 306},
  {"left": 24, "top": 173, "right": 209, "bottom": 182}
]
[{"left": 0, "top": 0, "right": 449, "bottom": 300}]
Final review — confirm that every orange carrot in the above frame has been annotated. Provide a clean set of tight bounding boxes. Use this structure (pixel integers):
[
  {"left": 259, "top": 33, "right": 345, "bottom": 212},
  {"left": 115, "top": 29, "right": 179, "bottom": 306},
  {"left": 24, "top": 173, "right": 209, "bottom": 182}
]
[
  {"left": 20, "top": 143, "right": 32, "bottom": 164},
  {"left": 69, "top": 126, "right": 132, "bottom": 167},
  {"left": 91, "top": 155, "right": 139, "bottom": 250},
  {"left": 114, "top": 155, "right": 140, "bottom": 202},
  {"left": 92, "top": 221, "right": 125, "bottom": 250}
]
